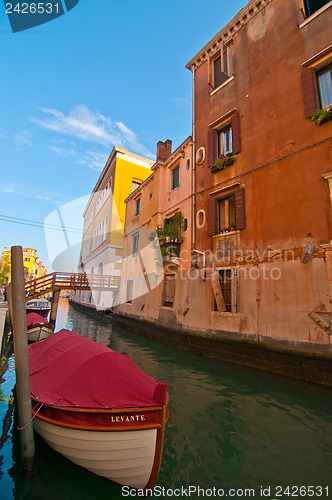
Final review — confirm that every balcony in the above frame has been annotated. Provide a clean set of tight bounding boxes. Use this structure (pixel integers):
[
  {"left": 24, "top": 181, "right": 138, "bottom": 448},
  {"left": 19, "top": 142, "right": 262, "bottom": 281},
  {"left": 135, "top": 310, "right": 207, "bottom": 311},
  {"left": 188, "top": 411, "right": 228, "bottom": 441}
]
[
  {"left": 159, "top": 240, "right": 183, "bottom": 266},
  {"left": 212, "top": 230, "right": 240, "bottom": 264}
]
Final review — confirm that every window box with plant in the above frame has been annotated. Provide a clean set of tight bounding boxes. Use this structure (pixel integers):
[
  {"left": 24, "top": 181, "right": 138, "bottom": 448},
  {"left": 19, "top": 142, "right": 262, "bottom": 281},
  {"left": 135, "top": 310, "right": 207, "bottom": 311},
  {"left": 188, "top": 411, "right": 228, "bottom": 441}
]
[
  {"left": 149, "top": 212, "right": 184, "bottom": 257},
  {"left": 211, "top": 153, "right": 236, "bottom": 173},
  {"left": 308, "top": 106, "right": 332, "bottom": 126}
]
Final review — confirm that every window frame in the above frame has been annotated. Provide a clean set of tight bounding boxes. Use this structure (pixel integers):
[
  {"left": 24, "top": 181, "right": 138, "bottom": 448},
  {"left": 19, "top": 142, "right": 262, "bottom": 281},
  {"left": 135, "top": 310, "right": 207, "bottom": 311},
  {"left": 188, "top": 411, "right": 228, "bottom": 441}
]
[
  {"left": 207, "top": 111, "right": 241, "bottom": 169},
  {"left": 171, "top": 164, "right": 180, "bottom": 191},
  {"left": 317, "top": 63, "right": 332, "bottom": 108},
  {"left": 218, "top": 124, "right": 233, "bottom": 156},
  {"left": 207, "top": 187, "right": 245, "bottom": 236},
  {"left": 134, "top": 197, "right": 141, "bottom": 216},
  {"left": 216, "top": 193, "right": 236, "bottom": 231},
  {"left": 299, "top": 0, "right": 331, "bottom": 18},
  {"left": 209, "top": 44, "right": 232, "bottom": 90},
  {"left": 132, "top": 233, "right": 139, "bottom": 258},
  {"left": 132, "top": 179, "right": 142, "bottom": 193},
  {"left": 212, "top": 267, "right": 238, "bottom": 313},
  {"left": 302, "top": 54, "right": 332, "bottom": 118}
]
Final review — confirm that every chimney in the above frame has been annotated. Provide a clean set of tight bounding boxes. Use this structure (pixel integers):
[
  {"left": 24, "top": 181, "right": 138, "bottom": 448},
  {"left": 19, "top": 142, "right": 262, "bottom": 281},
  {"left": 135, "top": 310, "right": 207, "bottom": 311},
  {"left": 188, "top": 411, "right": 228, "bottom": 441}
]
[{"left": 156, "top": 139, "right": 172, "bottom": 163}]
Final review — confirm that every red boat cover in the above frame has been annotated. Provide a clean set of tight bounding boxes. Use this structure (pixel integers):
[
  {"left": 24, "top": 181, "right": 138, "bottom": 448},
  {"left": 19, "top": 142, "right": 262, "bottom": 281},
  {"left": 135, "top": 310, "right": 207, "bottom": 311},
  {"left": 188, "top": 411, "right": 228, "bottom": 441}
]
[
  {"left": 26, "top": 312, "right": 53, "bottom": 330},
  {"left": 28, "top": 329, "right": 168, "bottom": 409}
]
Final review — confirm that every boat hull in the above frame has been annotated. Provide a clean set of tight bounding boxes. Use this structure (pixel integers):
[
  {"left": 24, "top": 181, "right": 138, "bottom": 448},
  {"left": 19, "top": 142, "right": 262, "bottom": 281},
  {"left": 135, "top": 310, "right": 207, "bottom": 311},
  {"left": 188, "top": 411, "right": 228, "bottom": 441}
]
[
  {"left": 32, "top": 401, "right": 168, "bottom": 490},
  {"left": 27, "top": 325, "right": 53, "bottom": 342}
]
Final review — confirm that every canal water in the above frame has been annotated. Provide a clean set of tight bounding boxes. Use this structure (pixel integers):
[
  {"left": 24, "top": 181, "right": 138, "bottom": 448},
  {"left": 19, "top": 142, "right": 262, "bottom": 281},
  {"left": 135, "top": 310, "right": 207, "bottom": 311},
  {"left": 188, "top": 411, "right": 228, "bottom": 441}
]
[{"left": 0, "top": 299, "right": 332, "bottom": 499}]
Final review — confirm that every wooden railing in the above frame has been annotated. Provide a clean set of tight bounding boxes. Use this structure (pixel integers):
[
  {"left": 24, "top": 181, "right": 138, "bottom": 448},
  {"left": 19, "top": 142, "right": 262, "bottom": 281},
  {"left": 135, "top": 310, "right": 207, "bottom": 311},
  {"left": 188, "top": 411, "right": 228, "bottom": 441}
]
[{"left": 25, "top": 272, "right": 120, "bottom": 300}]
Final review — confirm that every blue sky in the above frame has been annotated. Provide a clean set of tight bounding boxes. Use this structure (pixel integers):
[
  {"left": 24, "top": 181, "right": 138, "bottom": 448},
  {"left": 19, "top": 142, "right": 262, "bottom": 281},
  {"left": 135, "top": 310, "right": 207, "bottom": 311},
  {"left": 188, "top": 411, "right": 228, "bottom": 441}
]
[{"left": 0, "top": 0, "right": 247, "bottom": 272}]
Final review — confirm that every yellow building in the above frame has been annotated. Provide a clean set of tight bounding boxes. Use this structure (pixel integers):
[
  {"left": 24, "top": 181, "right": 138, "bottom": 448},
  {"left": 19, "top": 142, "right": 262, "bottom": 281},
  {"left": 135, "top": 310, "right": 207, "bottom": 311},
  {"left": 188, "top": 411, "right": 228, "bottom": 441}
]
[
  {"left": 1, "top": 247, "right": 48, "bottom": 282},
  {"left": 76, "top": 146, "right": 154, "bottom": 309}
]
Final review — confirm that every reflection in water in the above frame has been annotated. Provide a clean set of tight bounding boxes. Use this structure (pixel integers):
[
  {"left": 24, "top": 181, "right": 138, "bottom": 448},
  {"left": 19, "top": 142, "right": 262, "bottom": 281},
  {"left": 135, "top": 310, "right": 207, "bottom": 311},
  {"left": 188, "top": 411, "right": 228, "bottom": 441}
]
[{"left": 0, "top": 301, "right": 331, "bottom": 499}]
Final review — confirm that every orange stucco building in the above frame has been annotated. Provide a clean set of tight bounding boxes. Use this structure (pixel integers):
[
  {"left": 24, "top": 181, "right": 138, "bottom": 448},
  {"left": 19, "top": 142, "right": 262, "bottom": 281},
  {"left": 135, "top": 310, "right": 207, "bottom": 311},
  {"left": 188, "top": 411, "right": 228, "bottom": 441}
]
[
  {"left": 183, "top": 0, "right": 332, "bottom": 348},
  {"left": 112, "top": 0, "right": 332, "bottom": 376},
  {"left": 116, "top": 138, "right": 193, "bottom": 311}
]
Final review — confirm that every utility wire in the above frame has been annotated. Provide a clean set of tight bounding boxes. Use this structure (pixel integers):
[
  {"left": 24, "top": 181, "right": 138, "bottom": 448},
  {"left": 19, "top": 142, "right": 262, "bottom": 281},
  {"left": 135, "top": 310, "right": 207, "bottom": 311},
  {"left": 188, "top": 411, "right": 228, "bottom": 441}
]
[{"left": 0, "top": 214, "right": 82, "bottom": 234}]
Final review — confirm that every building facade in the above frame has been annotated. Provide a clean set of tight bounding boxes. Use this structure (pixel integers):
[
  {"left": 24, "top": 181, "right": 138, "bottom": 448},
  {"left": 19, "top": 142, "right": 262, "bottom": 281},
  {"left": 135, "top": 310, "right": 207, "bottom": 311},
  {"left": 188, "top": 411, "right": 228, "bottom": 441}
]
[
  {"left": 115, "top": 137, "right": 193, "bottom": 315},
  {"left": 113, "top": 0, "right": 332, "bottom": 357},
  {"left": 75, "top": 146, "right": 154, "bottom": 309},
  {"left": 1, "top": 246, "right": 48, "bottom": 282}
]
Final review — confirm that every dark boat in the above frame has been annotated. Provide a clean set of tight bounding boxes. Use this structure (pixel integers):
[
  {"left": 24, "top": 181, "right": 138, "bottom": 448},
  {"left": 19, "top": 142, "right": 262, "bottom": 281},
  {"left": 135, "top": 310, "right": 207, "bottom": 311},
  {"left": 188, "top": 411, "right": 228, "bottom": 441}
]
[{"left": 26, "top": 298, "right": 50, "bottom": 318}]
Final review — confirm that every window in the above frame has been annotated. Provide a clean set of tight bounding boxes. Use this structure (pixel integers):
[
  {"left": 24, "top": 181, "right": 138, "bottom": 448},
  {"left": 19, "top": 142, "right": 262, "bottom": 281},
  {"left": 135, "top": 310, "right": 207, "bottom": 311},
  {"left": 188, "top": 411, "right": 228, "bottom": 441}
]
[
  {"left": 217, "top": 194, "right": 236, "bottom": 231},
  {"left": 134, "top": 198, "right": 141, "bottom": 216},
  {"left": 206, "top": 188, "right": 245, "bottom": 236},
  {"left": 132, "top": 179, "right": 142, "bottom": 192},
  {"left": 126, "top": 280, "right": 133, "bottom": 303},
  {"left": 196, "top": 210, "right": 205, "bottom": 228},
  {"left": 218, "top": 125, "right": 233, "bottom": 156},
  {"left": 171, "top": 165, "right": 180, "bottom": 190},
  {"left": 164, "top": 211, "right": 183, "bottom": 238},
  {"left": 212, "top": 268, "right": 238, "bottom": 313},
  {"left": 132, "top": 234, "right": 139, "bottom": 257},
  {"left": 163, "top": 274, "right": 176, "bottom": 307},
  {"left": 300, "top": 0, "right": 330, "bottom": 17},
  {"left": 207, "top": 112, "right": 241, "bottom": 168},
  {"left": 302, "top": 61, "right": 332, "bottom": 117},
  {"left": 317, "top": 64, "right": 332, "bottom": 108},
  {"left": 210, "top": 45, "right": 232, "bottom": 89}
]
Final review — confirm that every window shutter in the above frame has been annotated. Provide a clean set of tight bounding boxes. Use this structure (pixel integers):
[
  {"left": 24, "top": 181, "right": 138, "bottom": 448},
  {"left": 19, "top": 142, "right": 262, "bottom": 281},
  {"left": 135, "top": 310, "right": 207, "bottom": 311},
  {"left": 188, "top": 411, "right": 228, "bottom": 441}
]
[
  {"left": 235, "top": 188, "right": 245, "bottom": 230},
  {"left": 231, "top": 112, "right": 241, "bottom": 154},
  {"left": 207, "top": 197, "right": 218, "bottom": 236},
  {"left": 164, "top": 275, "right": 176, "bottom": 304},
  {"left": 207, "top": 128, "right": 218, "bottom": 168},
  {"left": 301, "top": 68, "right": 320, "bottom": 118}
]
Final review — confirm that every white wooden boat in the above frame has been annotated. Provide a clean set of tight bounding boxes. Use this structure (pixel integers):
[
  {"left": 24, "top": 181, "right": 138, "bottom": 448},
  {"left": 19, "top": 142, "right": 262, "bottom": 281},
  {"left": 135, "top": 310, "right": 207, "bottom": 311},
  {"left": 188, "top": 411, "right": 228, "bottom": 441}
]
[
  {"left": 26, "top": 312, "right": 54, "bottom": 342},
  {"left": 28, "top": 330, "right": 168, "bottom": 491}
]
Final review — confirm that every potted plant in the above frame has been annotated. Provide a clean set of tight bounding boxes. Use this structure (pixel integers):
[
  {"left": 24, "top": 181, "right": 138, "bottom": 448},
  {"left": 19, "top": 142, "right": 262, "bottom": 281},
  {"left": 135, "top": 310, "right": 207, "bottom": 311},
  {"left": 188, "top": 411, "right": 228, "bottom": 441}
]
[{"left": 220, "top": 226, "right": 230, "bottom": 234}]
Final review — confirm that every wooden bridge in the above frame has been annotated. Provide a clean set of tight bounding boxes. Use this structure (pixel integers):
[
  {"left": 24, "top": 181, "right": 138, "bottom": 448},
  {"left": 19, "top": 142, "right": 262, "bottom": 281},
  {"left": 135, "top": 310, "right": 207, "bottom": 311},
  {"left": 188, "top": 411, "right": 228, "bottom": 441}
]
[{"left": 25, "top": 272, "right": 120, "bottom": 300}]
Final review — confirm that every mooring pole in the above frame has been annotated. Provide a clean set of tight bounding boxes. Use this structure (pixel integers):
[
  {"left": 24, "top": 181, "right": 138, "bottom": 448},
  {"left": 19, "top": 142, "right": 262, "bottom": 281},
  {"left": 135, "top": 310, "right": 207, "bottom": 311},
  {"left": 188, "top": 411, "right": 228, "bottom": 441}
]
[
  {"left": 11, "top": 246, "right": 35, "bottom": 471},
  {"left": 49, "top": 289, "right": 60, "bottom": 327}
]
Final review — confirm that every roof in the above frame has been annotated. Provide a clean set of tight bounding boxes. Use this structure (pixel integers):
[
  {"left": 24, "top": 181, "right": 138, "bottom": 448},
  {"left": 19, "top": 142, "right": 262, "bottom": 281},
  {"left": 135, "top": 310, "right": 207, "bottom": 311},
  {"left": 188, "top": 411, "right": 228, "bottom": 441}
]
[
  {"left": 185, "top": 0, "right": 273, "bottom": 70},
  {"left": 82, "top": 146, "right": 154, "bottom": 217},
  {"left": 28, "top": 330, "right": 168, "bottom": 409}
]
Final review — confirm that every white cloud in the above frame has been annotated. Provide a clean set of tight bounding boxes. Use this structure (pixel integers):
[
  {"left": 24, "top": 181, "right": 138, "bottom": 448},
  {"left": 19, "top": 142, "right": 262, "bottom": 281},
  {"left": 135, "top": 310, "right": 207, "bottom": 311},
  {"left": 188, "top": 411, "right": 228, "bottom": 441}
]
[
  {"left": 116, "top": 121, "right": 154, "bottom": 159},
  {"left": 15, "top": 130, "right": 32, "bottom": 149},
  {"left": 31, "top": 104, "right": 154, "bottom": 159},
  {"left": 77, "top": 150, "right": 109, "bottom": 172},
  {"left": 0, "top": 183, "right": 68, "bottom": 205},
  {"left": 49, "top": 145, "right": 77, "bottom": 157},
  {"left": 171, "top": 97, "right": 190, "bottom": 109}
]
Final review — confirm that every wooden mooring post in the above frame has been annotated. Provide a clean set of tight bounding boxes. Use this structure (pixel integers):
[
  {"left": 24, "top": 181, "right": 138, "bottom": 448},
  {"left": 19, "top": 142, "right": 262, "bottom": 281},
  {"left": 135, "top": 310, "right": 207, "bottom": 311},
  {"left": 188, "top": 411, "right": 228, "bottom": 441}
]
[
  {"left": 11, "top": 246, "right": 35, "bottom": 471},
  {"left": 49, "top": 289, "right": 60, "bottom": 327}
]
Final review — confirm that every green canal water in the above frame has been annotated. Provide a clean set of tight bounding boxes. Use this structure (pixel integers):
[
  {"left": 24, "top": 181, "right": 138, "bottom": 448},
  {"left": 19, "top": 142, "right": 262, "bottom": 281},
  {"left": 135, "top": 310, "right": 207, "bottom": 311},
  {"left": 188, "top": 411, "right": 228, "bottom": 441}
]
[{"left": 0, "top": 300, "right": 331, "bottom": 500}]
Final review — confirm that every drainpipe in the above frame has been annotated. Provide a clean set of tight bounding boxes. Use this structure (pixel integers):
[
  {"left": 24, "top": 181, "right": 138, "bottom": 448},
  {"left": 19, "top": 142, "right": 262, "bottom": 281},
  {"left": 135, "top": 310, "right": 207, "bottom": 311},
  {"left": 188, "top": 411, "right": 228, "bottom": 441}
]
[
  {"left": 191, "top": 65, "right": 207, "bottom": 282},
  {"left": 192, "top": 64, "right": 196, "bottom": 250}
]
